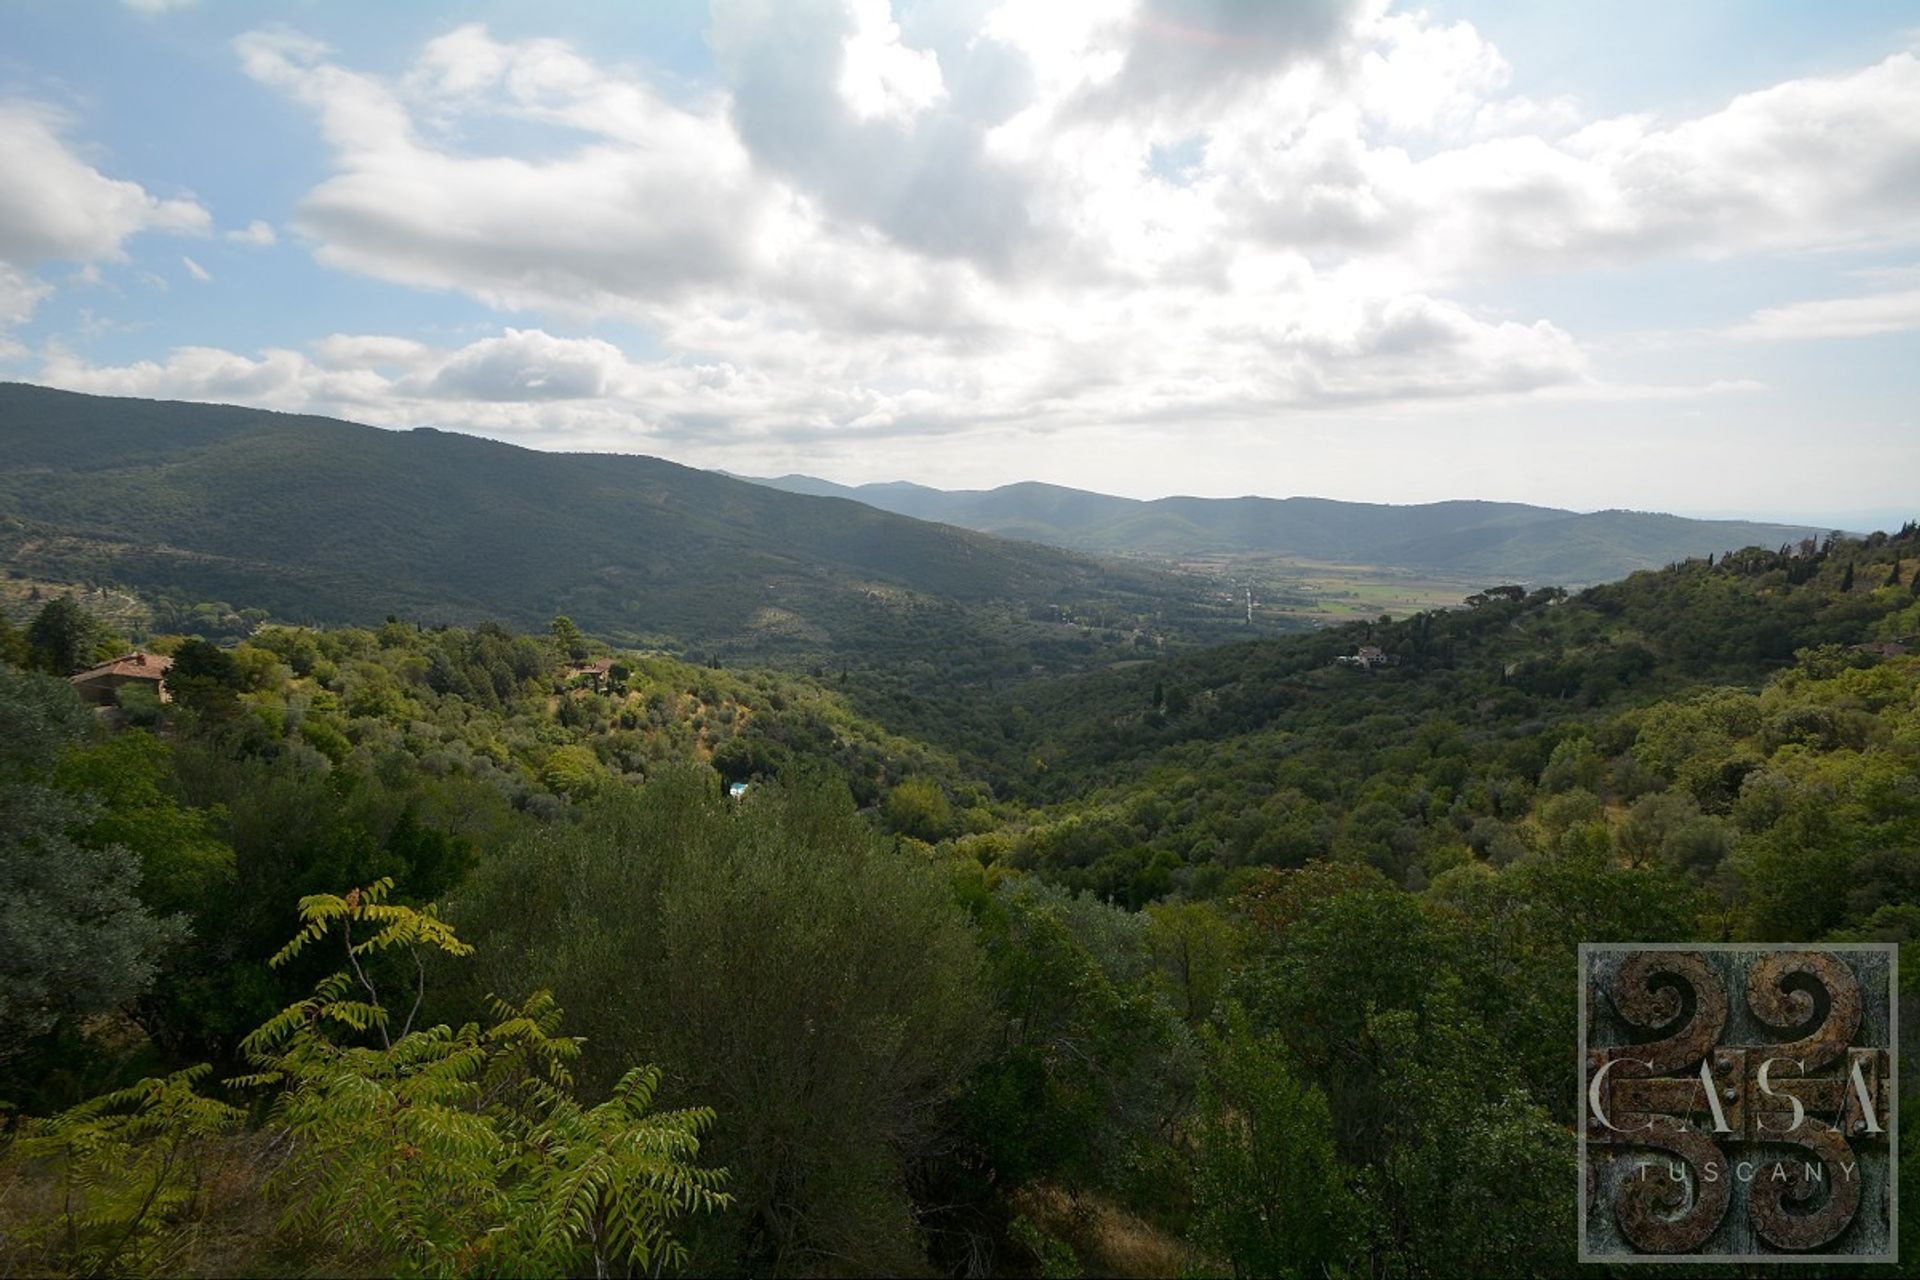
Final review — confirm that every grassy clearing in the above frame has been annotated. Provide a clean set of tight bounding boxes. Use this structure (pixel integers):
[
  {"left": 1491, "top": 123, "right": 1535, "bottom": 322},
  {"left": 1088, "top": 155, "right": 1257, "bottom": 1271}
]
[{"left": 1161, "top": 551, "right": 1478, "bottom": 625}]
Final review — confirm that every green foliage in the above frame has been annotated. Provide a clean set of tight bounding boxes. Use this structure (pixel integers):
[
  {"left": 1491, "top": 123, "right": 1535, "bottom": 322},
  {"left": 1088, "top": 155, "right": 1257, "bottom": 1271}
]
[
  {"left": 236, "top": 883, "right": 728, "bottom": 1278},
  {"left": 25, "top": 596, "right": 115, "bottom": 675},
  {"left": 53, "top": 731, "right": 233, "bottom": 920},
  {"left": 1008, "top": 1213, "right": 1080, "bottom": 1278},
  {"left": 1144, "top": 900, "right": 1240, "bottom": 1024},
  {"left": 957, "top": 878, "right": 1195, "bottom": 1203},
  {"left": 0, "top": 610, "right": 28, "bottom": 667},
  {"left": 2, "top": 884, "right": 729, "bottom": 1280},
  {"left": 451, "top": 768, "right": 989, "bottom": 1274},
  {"left": 1190, "top": 1007, "right": 1355, "bottom": 1279},
  {"left": 539, "top": 744, "right": 605, "bottom": 801},
  {"left": 884, "top": 774, "right": 953, "bottom": 841},
  {"left": 0, "top": 1065, "right": 245, "bottom": 1278},
  {"left": 3, "top": 503, "right": 1918, "bottom": 1277},
  {"left": 0, "top": 668, "right": 184, "bottom": 1062},
  {"left": 549, "top": 615, "right": 587, "bottom": 662},
  {"left": 0, "top": 383, "right": 1224, "bottom": 669},
  {"left": 1358, "top": 987, "right": 1574, "bottom": 1278}
]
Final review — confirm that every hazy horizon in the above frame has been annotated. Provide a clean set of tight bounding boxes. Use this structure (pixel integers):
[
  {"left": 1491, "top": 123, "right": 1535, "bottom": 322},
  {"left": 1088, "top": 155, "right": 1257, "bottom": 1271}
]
[{"left": 15, "top": 372, "right": 1909, "bottom": 533}]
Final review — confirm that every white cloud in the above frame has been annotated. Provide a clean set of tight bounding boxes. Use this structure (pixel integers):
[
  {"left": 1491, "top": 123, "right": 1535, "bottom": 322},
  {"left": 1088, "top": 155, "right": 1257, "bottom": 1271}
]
[
  {"left": 229, "top": 12, "right": 1608, "bottom": 446},
  {"left": 0, "top": 100, "right": 211, "bottom": 346},
  {"left": 181, "top": 255, "right": 211, "bottom": 282},
  {"left": 837, "top": 0, "right": 947, "bottom": 124},
  {"left": 0, "top": 264, "right": 53, "bottom": 332},
  {"left": 235, "top": 26, "right": 769, "bottom": 314},
  {"left": 1729, "top": 289, "right": 1920, "bottom": 341},
  {"left": 312, "top": 333, "right": 433, "bottom": 371},
  {"left": 0, "top": 102, "right": 210, "bottom": 264},
  {"left": 172, "top": 7, "right": 1920, "bottom": 477},
  {"left": 122, "top": 0, "right": 198, "bottom": 13},
  {"left": 225, "top": 219, "right": 277, "bottom": 248},
  {"left": 424, "top": 329, "right": 628, "bottom": 401}
]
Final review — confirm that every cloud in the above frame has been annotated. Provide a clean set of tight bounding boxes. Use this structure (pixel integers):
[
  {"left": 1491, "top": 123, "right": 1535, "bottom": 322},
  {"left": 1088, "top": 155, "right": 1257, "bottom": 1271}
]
[
  {"left": 122, "top": 0, "right": 198, "bottom": 13},
  {"left": 235, "top": 26, "right": 768, "bottom": 315},
  {"left": 0, "top": 102, "right": 210, "bottom": 264},
  {"left": 311, "top": 333, "right": 433, "bottom": 371},
  {"left": 0, "top": 100, "right": 211, "bottom": 346},
  {"left": 181, "top": 255, "right": 211, "bottom": 282},
  {"left": 225, "top": 219, "right": 277, "bottom": 248},
  {"left": 425, "top": 329, "right": 628, "bottom": 401},
  {"left": 0, "top": 265, "right": 53, "bottom": 332},
  {"left": 232, "top": 13, "right": 1599, "bottom": 435},
  {"left": 1728, "top": 288, "right": 1920, "bottom": 341},
  {"left": 204, "top": 8, "right": 1920, "bottom": 473},
  {"left": 837, "top": 0, "right": 947, "bottom": 123}
]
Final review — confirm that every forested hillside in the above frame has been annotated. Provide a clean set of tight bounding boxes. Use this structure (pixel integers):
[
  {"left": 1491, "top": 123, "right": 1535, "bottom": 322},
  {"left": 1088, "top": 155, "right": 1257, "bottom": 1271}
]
[
  {"left": 748, "top": 473, "right": 1825, "bottom": 585},
  {"left": 0, "top": 384, "right": 1243, "bottom": 667},
  {"left": 2, "top": 520, "right": 1916, "bottom": 1276}
]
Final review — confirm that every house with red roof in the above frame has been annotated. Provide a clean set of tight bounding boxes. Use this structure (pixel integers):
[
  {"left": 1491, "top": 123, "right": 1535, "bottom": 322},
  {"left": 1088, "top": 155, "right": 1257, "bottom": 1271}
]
[{"left": 69, "top": 651, "right": 173, "bottom": 707}]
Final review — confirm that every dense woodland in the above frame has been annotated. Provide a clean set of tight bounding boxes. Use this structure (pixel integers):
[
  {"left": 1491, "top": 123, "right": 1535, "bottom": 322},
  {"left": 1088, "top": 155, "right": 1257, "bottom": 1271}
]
[{"left": 2, "top": 524, "right": 1918, "bottom": 1276}]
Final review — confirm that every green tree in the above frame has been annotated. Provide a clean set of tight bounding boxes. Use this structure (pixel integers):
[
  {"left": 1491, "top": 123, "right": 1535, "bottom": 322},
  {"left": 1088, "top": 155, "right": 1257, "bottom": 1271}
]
[
  {"left": 884, "top": 775, "right": 953, "bottom": 841},
  {"left": 0, "top": 668, "right": 184, "bottom": 1061},
  {"left": 1359, "top": 988, "right": 1574, "bottom": 1278},
  {"left": 1144, "top": 899, "right": 1240, "bottom": 1024},
  {"left": 957, "top": 879, "right": 1194, "bottom": 1205},
  {"left": 540, "top": 744, "right": 605, "bottom": 801},
  {"left": 452, "top": 769, "right": 988, "bottom": 1274},
  {"left": 0, "top": 611, "right": 29, "bottom": 667},
  {"left": 1190, "top": 1006, "right": 1356, "bottom": 1279},
  {"left": 26, "top": 597, "right": 106, "bottom": 675},
  {"left": 2, "top": 882, "right": 730, "bottom": 1279},
  {"left": 54, "top": 731, "right": 234, "bottom": 919},
  {"left": 549, "top": 615, "right": 588, "bottom": 662}
]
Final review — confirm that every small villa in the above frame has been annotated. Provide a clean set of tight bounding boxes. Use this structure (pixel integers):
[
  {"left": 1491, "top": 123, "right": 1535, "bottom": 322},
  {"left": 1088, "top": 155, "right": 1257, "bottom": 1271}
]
[
  {"left": 567, "top": 657, "right": 616, "bottom": 692},
  {"left": 1335, "top": 645, "right": 1393, "bottom": 671},
  {"left": 70, "top": 651, "right": 173, "bottom": 707}
]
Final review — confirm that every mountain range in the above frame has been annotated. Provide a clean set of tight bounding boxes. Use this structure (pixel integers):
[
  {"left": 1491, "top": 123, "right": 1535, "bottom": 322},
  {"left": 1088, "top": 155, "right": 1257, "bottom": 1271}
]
[
  {"left": 0, "top": 383, "right": 1213, "bottom": 661},
  {"left": 0, "top": 382, "right": 1857, "bottom": 667},
  {"left": 744, "top": 475, "right": 1836, "bottom": 586}
]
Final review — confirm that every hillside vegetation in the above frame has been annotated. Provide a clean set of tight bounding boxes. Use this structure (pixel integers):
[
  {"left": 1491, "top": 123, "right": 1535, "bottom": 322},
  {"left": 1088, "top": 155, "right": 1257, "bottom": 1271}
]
[
  {"left": 2, "top": 488, "right": 1916, "bottom": 1274},
  {"left": 750, "top": 473, "right": 1827, "bottom": 585},
  {"left": 0, "top": 384, "right": 1247, "bottom": 670}
]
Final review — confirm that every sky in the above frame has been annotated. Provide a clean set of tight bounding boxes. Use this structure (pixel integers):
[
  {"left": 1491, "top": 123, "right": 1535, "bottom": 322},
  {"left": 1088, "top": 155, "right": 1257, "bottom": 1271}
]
[{"left": 1, "top": 0, "right": 1917, "bottom": 525}]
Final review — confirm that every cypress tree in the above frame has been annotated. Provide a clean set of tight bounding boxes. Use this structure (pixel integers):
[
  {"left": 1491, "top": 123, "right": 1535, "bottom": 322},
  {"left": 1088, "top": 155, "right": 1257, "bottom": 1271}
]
[{"left": 1841, "top": 562, "right": 1855, "bottom": 591}]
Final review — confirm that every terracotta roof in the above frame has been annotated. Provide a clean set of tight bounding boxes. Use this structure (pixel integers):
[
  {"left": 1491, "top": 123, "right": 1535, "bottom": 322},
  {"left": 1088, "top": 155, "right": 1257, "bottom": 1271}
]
[{"left": 71, "top": 651, "right": 173, "bottom": 683}]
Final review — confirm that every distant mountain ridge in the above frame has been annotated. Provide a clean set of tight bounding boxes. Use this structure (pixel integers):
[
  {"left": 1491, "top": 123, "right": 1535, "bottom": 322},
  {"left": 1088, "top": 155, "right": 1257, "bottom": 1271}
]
[
  {"left": 0, "top": 383, "right": 1214, "bottom": 660},
  {"left": 741, "top": 474, "right": 1837, "bottom": 586}
]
